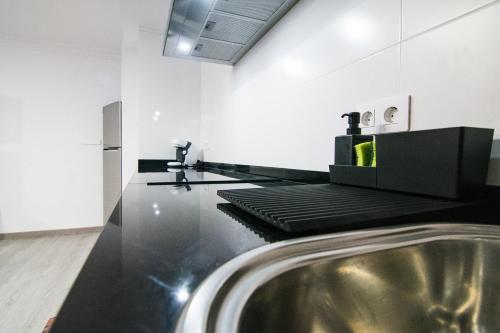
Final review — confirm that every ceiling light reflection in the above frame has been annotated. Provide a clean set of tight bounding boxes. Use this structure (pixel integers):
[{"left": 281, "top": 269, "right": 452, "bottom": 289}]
[
  {"left": 340, "top": 13, "right": 372, "bottom": 42},
  {"left": 281, "top": 58, "right": 305, "bottom": 76},
  {"left": 175, "top": 286, "right": 190, "bottom": 303}
]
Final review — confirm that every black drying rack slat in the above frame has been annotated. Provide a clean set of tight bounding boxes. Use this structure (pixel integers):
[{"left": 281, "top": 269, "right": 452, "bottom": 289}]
[{"left": 217, "top": 184, "right": 469, "bottom": 232}]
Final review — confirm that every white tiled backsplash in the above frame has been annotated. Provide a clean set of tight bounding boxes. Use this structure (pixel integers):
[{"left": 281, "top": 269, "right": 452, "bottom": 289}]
[{"left": 200, "top": 0, "right": 500, "bottom": 185}]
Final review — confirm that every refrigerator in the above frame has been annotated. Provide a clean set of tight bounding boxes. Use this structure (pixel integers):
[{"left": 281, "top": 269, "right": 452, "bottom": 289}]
[{"left": 103, "top": 101, "right": 122, "bottom": 223}]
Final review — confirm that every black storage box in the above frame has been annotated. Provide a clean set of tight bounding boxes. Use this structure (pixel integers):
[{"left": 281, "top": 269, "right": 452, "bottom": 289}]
[
  {"left": 331, "top": 127, "right": 494, "bottom": 199},
  {"left": 329, "top": 165, "right": 377, "bottom": 188},
  {"left": 334, "top": 135, "right": 373, "bottom": 165}
]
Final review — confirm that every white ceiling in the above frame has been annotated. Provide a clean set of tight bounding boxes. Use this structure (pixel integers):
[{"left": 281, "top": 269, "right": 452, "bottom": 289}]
[
  {"left": 127, "top": 0, "right": 172, "bottom": 33},
  {"left": 0, "top": 0, "right": 172, "bottom": 54}
]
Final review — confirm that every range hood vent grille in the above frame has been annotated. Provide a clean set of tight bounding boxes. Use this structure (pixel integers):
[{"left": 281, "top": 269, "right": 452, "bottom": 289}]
[
  {"left": 163, "top": 0, "right": 300, "bottom": 65},
  {"left": 191, "top": 38, "right": 242, "bottom": 61},
  {"left": 200, "top": 12, "right": 264, "bottom": 44},
  {"left": 214, "top": 0, "right": 288, "bottom": 21}
]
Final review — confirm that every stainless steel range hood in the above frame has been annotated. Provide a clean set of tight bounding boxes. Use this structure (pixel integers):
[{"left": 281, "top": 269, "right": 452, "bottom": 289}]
[{"left": 163, "top": 0, "right": 300, "bottom": 65}]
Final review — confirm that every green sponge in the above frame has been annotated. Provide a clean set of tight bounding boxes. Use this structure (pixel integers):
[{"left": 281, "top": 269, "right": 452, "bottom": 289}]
[
  {"left": 371, "top": 139, "right": 377, "bottom": 167},
  {"left": 354, "top": 142, "right": 373, "bottom": 167}
]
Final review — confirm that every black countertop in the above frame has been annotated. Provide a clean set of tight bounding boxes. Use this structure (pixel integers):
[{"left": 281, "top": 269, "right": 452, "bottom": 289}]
[
  {"left": 51, "top": 169, "right": 500, "bottom": 333},
  {"left": 51, "top": 172, "right": 306, "bottom": 333}
]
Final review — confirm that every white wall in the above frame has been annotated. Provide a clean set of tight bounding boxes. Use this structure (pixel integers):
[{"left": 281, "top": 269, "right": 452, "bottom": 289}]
[
  {"left": 121, "top": 25, "right": 140, "bottom": 191},
  {"left": 0, "top": 40, "right": 120, "bottom": 233},
  {"left": 200, "top": 0, "right": 500, "bottom": 185},
  {"left": 121, "top": 29, "right": 202, "bottom": 188},
  {"left": 137, "top": 31, "right": 201, "bottom": 163}
]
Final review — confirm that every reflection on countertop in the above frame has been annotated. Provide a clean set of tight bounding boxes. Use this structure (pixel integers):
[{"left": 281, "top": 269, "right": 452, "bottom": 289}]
[{"left": 129, "top": 168, "right": 281, "bottom": 185}]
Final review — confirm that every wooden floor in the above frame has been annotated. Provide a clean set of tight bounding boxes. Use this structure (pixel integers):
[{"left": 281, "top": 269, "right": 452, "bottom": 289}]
[{"left": 0, "top": 232, "right": 100, "bottom": 333}]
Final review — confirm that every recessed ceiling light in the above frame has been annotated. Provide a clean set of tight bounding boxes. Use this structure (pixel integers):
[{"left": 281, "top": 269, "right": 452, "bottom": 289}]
[{"left": 178, "top": 42, "right": 191, "bottom": 53}]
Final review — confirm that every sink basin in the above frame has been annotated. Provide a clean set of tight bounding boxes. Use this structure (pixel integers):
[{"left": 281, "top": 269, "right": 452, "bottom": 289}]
[{"left": 176, "top": 224, "right": 500, "bottom": 333}]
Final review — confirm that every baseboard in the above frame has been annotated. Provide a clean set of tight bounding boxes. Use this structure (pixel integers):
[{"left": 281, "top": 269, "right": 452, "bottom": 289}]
[{"left": 0, "top": 226, "right": 104, "bottom": 240}]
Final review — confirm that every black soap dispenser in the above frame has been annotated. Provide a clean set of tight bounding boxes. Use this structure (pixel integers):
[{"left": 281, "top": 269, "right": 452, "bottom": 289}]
[
  {"left": 341, "top": 112, "right": 361, "bottom": 135},
  {"left": 335, "top": 112, "right": 373, "bottom": 165}
]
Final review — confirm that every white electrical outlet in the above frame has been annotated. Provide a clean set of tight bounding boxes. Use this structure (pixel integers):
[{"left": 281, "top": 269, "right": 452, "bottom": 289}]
[
  {"left": 356, "top": 94, "right": 411, "bottom": 134},
  {"left": 360, "top": 109, "right": 375, "bottom": 128}
]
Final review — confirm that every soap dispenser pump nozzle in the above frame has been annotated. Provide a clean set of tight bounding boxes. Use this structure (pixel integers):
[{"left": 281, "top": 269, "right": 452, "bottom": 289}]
[{"left": 341, "top": 112, "right": 361, "bottom": 135}]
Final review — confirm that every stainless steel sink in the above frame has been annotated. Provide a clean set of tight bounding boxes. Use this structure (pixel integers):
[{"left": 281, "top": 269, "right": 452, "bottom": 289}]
[{"left": 176, "top": 224, "right": 500, "bottom": 333}]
